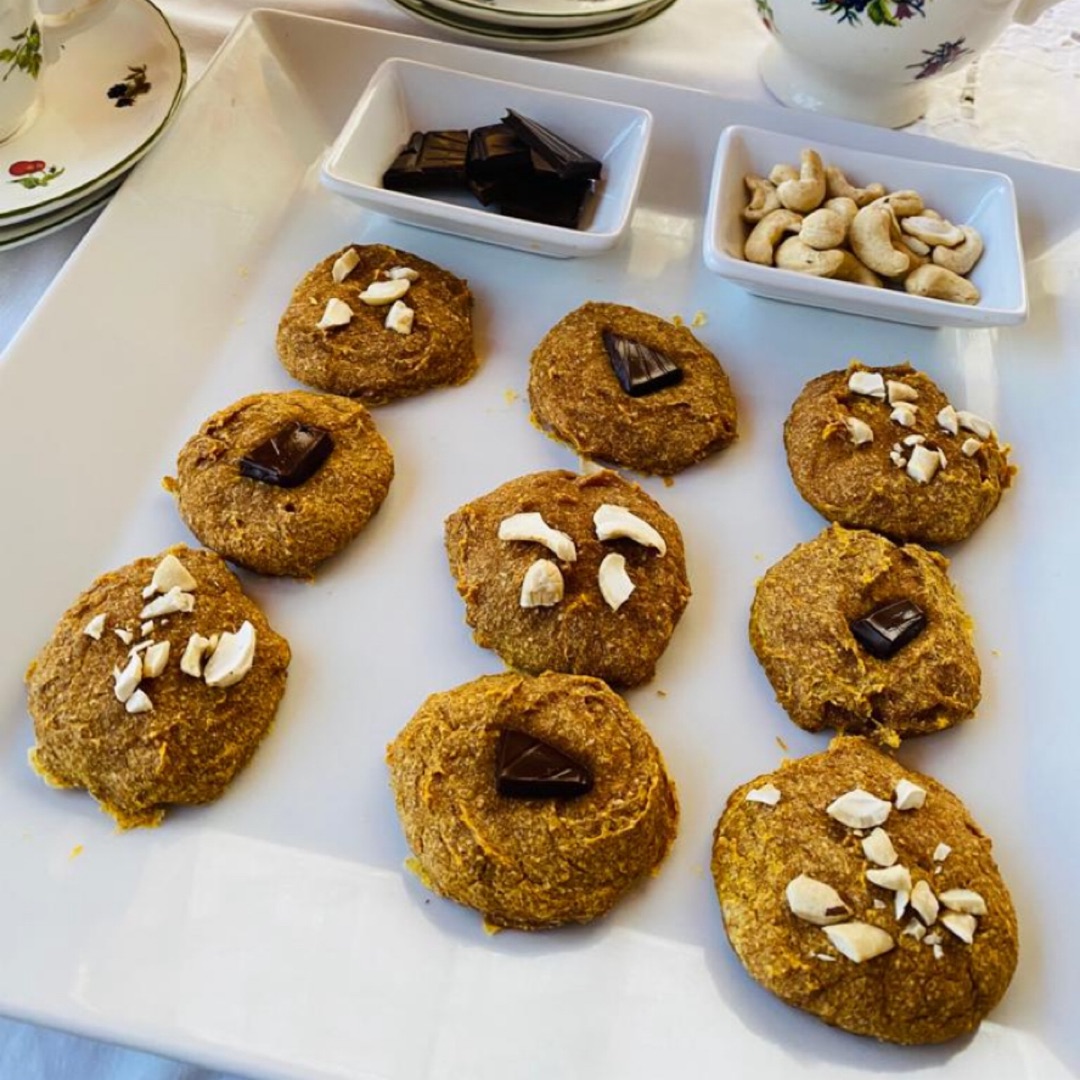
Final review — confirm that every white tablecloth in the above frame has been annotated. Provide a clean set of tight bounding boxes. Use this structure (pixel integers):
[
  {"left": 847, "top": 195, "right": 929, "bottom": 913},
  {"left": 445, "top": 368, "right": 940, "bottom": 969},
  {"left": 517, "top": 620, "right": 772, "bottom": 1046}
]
[{"left": 1, "top": 0, "right": 1078, "bottom": 1075}]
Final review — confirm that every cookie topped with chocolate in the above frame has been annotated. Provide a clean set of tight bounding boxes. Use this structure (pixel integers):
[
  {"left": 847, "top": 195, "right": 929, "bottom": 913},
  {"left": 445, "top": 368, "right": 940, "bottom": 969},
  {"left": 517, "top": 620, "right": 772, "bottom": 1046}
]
[
  {"left": 276, "top": 244, "right": 477, "bottom": 405},
  {"left": 784, "top": 361, "right": 1013, "bottom": 545},
  {"left": 529, "top": 302, "right": 738, "bottom": 475}
]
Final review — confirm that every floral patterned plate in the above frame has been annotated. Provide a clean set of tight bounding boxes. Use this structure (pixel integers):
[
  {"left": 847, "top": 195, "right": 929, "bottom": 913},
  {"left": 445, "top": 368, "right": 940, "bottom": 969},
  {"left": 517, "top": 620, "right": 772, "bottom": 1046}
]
[{"left": 0, "top": 0, "right": 184, "bottom": 224}]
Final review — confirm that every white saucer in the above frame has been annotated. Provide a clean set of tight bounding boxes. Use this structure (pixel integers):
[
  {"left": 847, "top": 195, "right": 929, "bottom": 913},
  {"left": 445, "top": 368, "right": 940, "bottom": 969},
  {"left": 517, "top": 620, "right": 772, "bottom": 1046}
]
[
  {"left": 0, "top": 0, "right": 184, "bottom": 224},
  {"left": 422, "top": 0, "right": 659, "bottom": 30},
  {"left": 0, "top": 174, "right": 121, "bottom": 250},
  {"left": 388, "top": 0, "right": 678, "bottom": 51}
]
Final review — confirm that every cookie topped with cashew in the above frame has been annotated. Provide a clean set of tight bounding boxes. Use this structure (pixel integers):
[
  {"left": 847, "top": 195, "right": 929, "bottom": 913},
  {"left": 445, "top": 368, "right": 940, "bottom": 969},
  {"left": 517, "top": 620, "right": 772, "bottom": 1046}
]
[
  {"left": 444, "top": 469, "right": 690, "bottom": 687},
  {"left": 740, "top": 149, "right": 985, "bottom": 305},
  {"left": 784, "top": 361, "right": 1014, "bottom": 545}
]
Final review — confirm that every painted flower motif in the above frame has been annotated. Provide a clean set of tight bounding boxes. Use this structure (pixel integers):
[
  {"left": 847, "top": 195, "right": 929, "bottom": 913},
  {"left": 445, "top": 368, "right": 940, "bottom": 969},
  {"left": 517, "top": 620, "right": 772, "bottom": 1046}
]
[
  {"left": 0, "top": 22, "right": 42, "bottom": 82},
  {"left": 106, "top": 64, "right": 152, "bottom": 107},
  {"left": 906, "top": 38, "right": 973, "bottom": 79},
  {"left": 756, "top": 0, "right": 777, "bottom": 31},
  {"left": 7, "top": 160, "right": 65, "bottom": 189},
  {"left": 813, "top": 0, "right": 927, "bottom": 26}
]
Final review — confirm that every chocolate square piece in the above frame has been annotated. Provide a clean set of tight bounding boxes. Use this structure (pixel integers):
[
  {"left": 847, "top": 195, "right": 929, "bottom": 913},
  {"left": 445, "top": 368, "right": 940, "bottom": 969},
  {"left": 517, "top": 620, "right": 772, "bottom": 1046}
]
[
  {"left": 467, "top": 123, "right": 530, "bottom": 182},
  {"left": 495, "top": 729, "right": 593, "bottom": 800},
  {"left": 850, "top": 599, "right": 927, "bottom": 659},
  {"left": 602, "top": 330, "right": 684, "bottom": 397},
  {"left": 239, "top": 421, "right": 333, "bottom": 488},
  {"left": 382, "top": 129, "right": 468, "bottom": 191},
  {"left": 502, "top": 109, "right": 602, "bottom": 182}
]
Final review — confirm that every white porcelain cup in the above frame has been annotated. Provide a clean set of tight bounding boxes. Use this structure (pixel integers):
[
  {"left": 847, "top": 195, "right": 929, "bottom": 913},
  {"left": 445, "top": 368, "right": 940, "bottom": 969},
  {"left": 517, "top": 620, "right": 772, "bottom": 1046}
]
[
  {"left": 754, "top": 0, "right": 1067, "bottom": 127},
  {"left": 0, "top": 0, "right": 106, "bottom": 142}
]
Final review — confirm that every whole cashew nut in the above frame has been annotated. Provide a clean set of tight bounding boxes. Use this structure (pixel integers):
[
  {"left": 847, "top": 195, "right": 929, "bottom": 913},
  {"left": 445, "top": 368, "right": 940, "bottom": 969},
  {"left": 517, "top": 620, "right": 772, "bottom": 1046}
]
[
  {"left": 742, "top": 175, "right": 782, "bottom": 222},
  {"left": 824, "top": 166, "right": 886, "bottom": 208},
  {"left": 932, "top": 226, "right": 984, "bottom": 275},
  {"left": 901, "top": 215, "right": 965, "bottom": 247},
  {"left": 744, "top": 208, "right": 803, "bottom": 265},
  {"left": 777, "top": 150, "right": 827, "bottom": 214},
  {"left": 823, "top": 196, "right": 858, "bottom": 232},
  {"left": 831, "top": 251, "right": 883, "bottom": 288},
  {"left": 868, "top": 190, "right": 924, "bottom": 219},
  {"left": 901, "top": 234, "right": 930, "bottom": 257},
  {"left": 775, "top": 237, "right": 845, "bottom": 277},
  {"left": 905, "top": 264, "right": 981, "bottom": 305},
  {"left": 769, "top": 163, "right": 799, "bottom": 185},
  {"left": 850, "top": 204, "right": 911, "bottom": 279},
  {"left": 799, "top": 208, "right": 847, "bottom": 250}
]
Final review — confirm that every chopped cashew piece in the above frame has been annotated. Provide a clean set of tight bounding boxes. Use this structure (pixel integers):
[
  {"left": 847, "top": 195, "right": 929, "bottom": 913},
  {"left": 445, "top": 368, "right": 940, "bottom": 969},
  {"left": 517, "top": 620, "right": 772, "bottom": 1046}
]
[
  {"left": 386, "top": 266, "right": 419, "bottom": 281},
  {"left": 317, "top": 297, "right": 354, "bottom": 329},
  {"left": 385, "top": 300, "right": 414, "bottom": 335},
  {"left": 203, "top": 621, "right": 256, "bottom": 688},
  {"left": 894, "top": 778, "right": 927, "bottom": 809},
  {"left": 866, "top": 865, "right": 912, "bottom": 893},
  {"left": 895, "top": 889, "right": 910, "bottom": 920},
  {"left": 902, "top": 918, "right": 927, "bottom": 941},
  {"left": 331, "top": 248, "right": 360, "bottom": 283},
  {"left": 83, "top": 614, "right": 106, "bottom": 640},
  {"left": 358, "top": 279, "right": 410, "bottom": 306},
  {"left": 861, "top": 828, "right": 898, "bottom": 867},
  {"left": 961, "top": 438, "right": 983, "bottom": 457},
  {"left": 498, "top": 513, "right": 577, "bottom": 562},
  {"left": 941, "top": 911, "right": 977, "bottom": 944},
  {"left": 180, "top": 633, "right": 213, "bottom": 678},
  {"left": 786, "top": 874, "right": 851, "bottom": 926},
  {"left": 939, "top": 889, "right": 987, "bottom": 915},
  {"left": 125, "top": 689, "right": 153, "bottom": 715},
  {"left": 937, "top": 404, "right": 959, "bottom": 435},
  {"left": 597, "top": 553, "right": 635, "bottom": 612},
  {"left": 843, "top": 416, "right": 874, "bottom": 446},
  {"left": 593, "top": 504, "right": 666, "bottom": 555},
  {"left": 906, "top": 444, "right": 941, "bottom": 484},
  {"left": 746, "top": 783, "right": 781, "bottom": 806},
  {"left": 822, "top": 922, "right": 895, "bottom": 963},
  {"left": 142, "top": 553, "right": 198, "bottom": 598},
  {"left": 956, "top": 411, "right": 994, "bottom": 439},
  {"left": 114, "top": 628, "right": 134, "bottom": 646},
  {"left": 911, "top": 879, "right": 940, "bottom": 925},
  {"left": 933, "top": 843, "right": 952, "bottom": 862},
  {"left": 142, "top": 641, "right": 170, "bottom": 678},
  {"left": 520, "top": 559, "right": 564, "bottom": 609},
  {"left": 826, "top": 788, "right": 891, "bottom": 829},
  {"left": 113, "top": 653, "right": 143, "bottom": 704},
  {"left": 903, "top": 434, "right": 926, "bottom": 446},
  {"left": 847, "top": 370, "right": 886, "bottom": 399},
  {"left": 890, "top": 403, "right": 917, "bottom": 428},
  {"left": 140, "top": 586, "right": 195, "bottom": 620}
]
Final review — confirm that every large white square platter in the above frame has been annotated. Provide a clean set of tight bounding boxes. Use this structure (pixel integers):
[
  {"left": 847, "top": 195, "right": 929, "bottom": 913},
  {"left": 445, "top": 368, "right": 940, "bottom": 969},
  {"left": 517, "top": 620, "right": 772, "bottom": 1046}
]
[{"left": 1, "top": 10, "right": 1079, "bottom": 1080}]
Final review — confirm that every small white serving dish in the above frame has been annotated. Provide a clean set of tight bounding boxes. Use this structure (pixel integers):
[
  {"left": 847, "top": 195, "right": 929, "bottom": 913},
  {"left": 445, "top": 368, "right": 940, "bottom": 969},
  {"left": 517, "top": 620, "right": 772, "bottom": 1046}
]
[
  {"left": 320, "top": 58, "right": 652, "bottom": 258},
  {"left": 702, "top": 124, "right": 1028, "bottom": 329}
]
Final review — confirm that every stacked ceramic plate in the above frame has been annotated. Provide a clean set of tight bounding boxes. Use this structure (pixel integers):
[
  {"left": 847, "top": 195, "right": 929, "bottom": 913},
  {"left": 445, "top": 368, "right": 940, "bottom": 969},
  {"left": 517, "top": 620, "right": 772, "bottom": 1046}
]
[
  {"left": 388, "top": 0, "right": 679, "bottom": 52},
  {"left": 0, "top": 0, "right": 184, "bottom": 251}
]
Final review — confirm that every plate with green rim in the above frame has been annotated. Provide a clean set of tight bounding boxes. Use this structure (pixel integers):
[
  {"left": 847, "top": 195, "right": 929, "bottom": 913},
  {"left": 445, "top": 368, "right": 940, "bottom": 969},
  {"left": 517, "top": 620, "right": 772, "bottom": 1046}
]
[{"left": 421, "top": 0, "right": 660, "bottom": 29}]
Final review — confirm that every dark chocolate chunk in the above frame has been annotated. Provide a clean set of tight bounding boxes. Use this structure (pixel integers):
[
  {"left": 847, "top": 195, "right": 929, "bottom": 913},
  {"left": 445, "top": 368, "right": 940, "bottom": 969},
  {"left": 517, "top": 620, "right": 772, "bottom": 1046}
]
[
  {"left": 498, "top": 178, "right": 592, "bottom": 229},
  {"left": 382, "top": 129, "right": 468, "bottom": 191},
  {"left": 495, "top": 729, "right": 593, "bottom": 800},
  {"left": 239, "top": 421, "right": 333, "bottom": 488},
  {"left": 850, "top": 599, "right": 927, "bottom": 659},
  {"left": 467, "top": 124, "right": 530, "bottom": 182},
  {"left": 602, "top": 330, "right": 684, "bottom": 397},
  {"left": 502, "top": 109, "right": 602, "bottom": 182}
]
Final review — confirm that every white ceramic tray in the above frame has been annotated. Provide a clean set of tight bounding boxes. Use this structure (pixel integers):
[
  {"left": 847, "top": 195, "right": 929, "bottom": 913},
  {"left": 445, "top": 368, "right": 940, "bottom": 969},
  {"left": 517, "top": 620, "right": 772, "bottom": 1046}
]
[{"left": 1, "top": 11, "right": 1079, "bottom": 1080}]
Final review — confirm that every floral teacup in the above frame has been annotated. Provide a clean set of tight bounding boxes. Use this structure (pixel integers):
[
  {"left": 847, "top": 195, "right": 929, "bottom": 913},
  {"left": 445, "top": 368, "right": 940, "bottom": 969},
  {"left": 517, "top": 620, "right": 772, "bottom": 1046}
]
[
  {"left": 754, "top": 0, "right": 1067, "bottom": 127},
  {"left": 0, "top": 0, "right": 107, "bottom": 142}
]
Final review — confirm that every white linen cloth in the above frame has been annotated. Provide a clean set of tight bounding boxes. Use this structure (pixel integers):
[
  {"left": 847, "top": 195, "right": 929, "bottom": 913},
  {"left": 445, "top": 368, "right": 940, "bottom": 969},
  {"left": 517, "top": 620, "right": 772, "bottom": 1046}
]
[{"left": 0, "top": 0, "right": 1078, "bottom": 1075}]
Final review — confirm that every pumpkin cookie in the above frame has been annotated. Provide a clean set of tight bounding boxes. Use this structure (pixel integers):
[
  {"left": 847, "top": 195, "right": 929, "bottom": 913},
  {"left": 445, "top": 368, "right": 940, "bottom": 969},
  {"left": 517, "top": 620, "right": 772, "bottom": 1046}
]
[
  {"left": 528, "top": 302, "right": 738, "bottom": 475},
  {"left": 784, "top": 361, "right": 1013, "bottom": 545},
  {"left": 276, "top": 243, "right": 477, "bottom": 405},
  {"left": 169, "top": 390, "right": 394, "bottom": 578},
  {"left": 750, "top": 524, "right": 980, "bottom": 739},
  {"left": 444, "top": 469, "right": 691, "bottom": 687},
  {"left": 26, "top": 546, "right": 291, "bottom": 828},
  {"left": 387, "top": 671, "right": 679, "bottom": 930},
  {"left": 712, "top": 737, "right": 1018, "bottom": 1044}
]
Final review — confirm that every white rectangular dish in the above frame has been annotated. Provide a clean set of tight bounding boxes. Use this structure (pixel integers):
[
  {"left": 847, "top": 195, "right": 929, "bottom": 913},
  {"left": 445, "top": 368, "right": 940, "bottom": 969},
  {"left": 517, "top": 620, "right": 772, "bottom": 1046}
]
[
  {"left": 321, "top": 57, "right": 652, "bottom": 257},
  {"left": 2, "top": 10, "right": 1080, "bottom": 1080},
  {"left": 703, "top": 124, "right": 1027, "bottom": 328}
]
